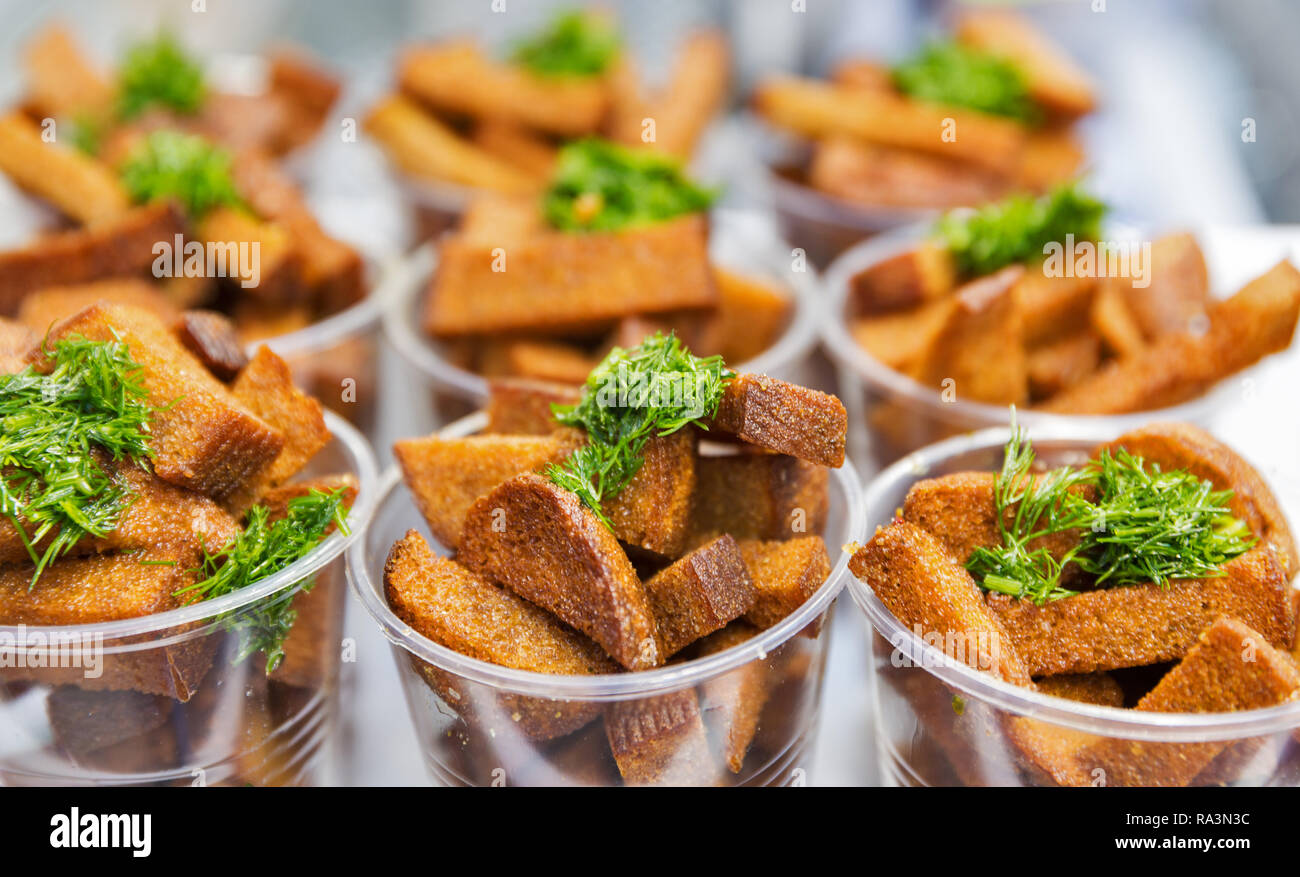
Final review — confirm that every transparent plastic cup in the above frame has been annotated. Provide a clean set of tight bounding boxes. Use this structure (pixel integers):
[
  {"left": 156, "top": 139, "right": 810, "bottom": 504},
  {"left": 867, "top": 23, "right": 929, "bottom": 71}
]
[
  {"left": 0, "top": 412, "right": 379, "bottom": 787},
  {"left": 821, "top": 225, "right": 1242, "bottom": 472},
  {"left": 347, "top": 411, "right": 865, "bottom": 787},
  {"left": 848, "top": 424, "right": 1300, "bottom": 787},
  {"left": 383, "top": 208, "right": 824, "bottom": 433}
]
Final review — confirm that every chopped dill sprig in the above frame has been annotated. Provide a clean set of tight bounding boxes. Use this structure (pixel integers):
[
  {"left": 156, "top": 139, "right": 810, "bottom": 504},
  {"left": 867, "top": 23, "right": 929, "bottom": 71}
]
[
  {"left": 892, "top": 41, "right": 1040, "bottom": 123},
  {"left": 119, "top": 130, "right": 244, "bottom": 219},
  {"left": 966, "top": 410, "right": 1256, "bottom": 604},
  {"left": 546, "top": 332, "right": 733, "bottom": 528},
  {"left": 512, "top": 9, "right": 620, "bottom": 77},
  {"left": 0, "top": 335, "right": 155, "bottom": 584},
  {"left": 117, "top": 33, "right": 206, "bottom": 119},
  {"left": 176, "top": 488, "right": 349, "bottom": 673}
]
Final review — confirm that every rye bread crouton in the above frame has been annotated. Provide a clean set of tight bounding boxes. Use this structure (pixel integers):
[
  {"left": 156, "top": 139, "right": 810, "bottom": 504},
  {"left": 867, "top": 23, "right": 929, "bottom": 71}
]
[
  {"left": 424, "top": 215, "right": 716, "bottom": 337},
  {"left": 694, "top": 621, "right": 773, "bottom": 773},
  {"left": 458, "top": 474, "right": 660, "bottom": 671},
  {"left": 644, "top": 535, "right": 755, "bottom": 656},
  {"left": 385, "top": 530, "right": 615, "bottom": 739},
  {"left": 394, "top": 433, "right": 577, "bottom": 550},
  {"left": 485, "top": 378, "right": 581, "bottom": 435},
  {"left": 710, "top": 374, "right": 847, "bottom": 467},
  {"left": 738, "top": 537, "right": 831, "bottom": 630},
  {"left": 688, "top": 452, "right": 829, "bottom": 545},
  {"left": 848, "top": 242, "right": 955, "bottom": 316},
  {"left": 38, "top": 303, "right": 285, "bottom": 499},
  {"left": 599, "top": 428, "right": 697, "bottom": 557},
  {"left": 17, "top": 279, "right": 180, "bottom": 334},
  {"left": 986, "top": 546, "right": 1294, "bottom": 677},
  {"left": 173, "top": 310, "right": 248, "bottom": 381},
  {"left": 605, "top": 689, "right": 720, "bottom": 786},
  {"left": 0, "top": 318, "right": 35, "bottom": 373},
  {"left": 1036, "top": 673, "right": 1125, "bottom": 707}
]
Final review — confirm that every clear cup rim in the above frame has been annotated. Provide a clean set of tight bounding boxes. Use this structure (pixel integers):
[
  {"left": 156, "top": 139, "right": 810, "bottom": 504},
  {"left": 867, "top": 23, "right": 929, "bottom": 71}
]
[
  {"left": 381, "top": 207, "right": 825, "bottom": 403},
  {"left": 0, "top": 410, "right": 380, "bottom": 646},
  {"left": 848, "top": 422, "right": 1300, "bottom": 742},
  {"left": 346, "top": 410, "right": 865, "bottom": 700},
  {"left": 820, "top": 222, "right": 1248, "bottom": 433}
]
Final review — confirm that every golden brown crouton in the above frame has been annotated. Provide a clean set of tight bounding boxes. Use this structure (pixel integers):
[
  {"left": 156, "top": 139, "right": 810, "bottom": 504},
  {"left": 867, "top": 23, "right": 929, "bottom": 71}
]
[
  {"left": 849, "top": 521, "right": 1033, "bottom": 686},
  {"left": 1036, "top": 673, "right": 1124, "bottom": 707},
  {"left": 385, "top": 530, "right": 617, "bottom": 738},
  {"left": 17, "top": 279, "right": 180, "bottom": 334},
  {"left": 711, "top": 374, "right": 847, "bottom": 468},
  {"left": 912, "top": 265, "right": 1028, "bottom": 406},
  {"left": 458, "top": 474, "right": 660, "bottom": 670},
  {"left": 194, "top": 207, "right": 301, "bottom": 304},
  {"left": 694, "top": 621, "right": 773, "bottom": 773},
  {"left": 0, "top": 318, "right": 34, "bottom": 373},
  {"left": 39, "top": 303, "right": 285, "bottom": 499},
  {"left": 955, "top": 9, "right": 1097, "bottom": 117},
  {"left": 600, "top": 429, "right": 697, "bottom": 557},
  {"left": 849, "top": 242, "right": 955, "bottom": 316},
  {"left": 172, "top": 310, "right": 248, "bottom": 381},
  {"left": 1027, "top": 331, "right": 1101, "bottom": 400},
  {"left": 605, "top": 690, "right": 720, "bottom": 786},
  {"left": 1123, "top": 232, "right": 1209, "bottom": 340},
  {"left": 394, "top": 433, "right": 576, "bottom": 550},
  {"left": 477, "top": 338, "right": 598, "bottom": 385},
  {"left": 485, "top": 378, "right": 581, "bottom": 435},
  {"left": 1073, "top": 617, "right": 1300, "bottom": 787},
  {"left": 713, "top": 268, "right": 792, "bottom": 364},
  {"left": 0, "top": 203, "right": 184, "bottom": 315},
  {"left": 1101, "top": 422, "right": 1299, "bottom": 576},
  {"left": 738, "top": 537, "right": 830, "bottom": 630},
  {"left": 1090, "top": 279, "right": 1147, "bottom": 358},
  {"left": 987, "top": 547, "right": 1294, "bottom": 676},
  {"left": 688, "top": 452, "right": 829, "bottom": 546},
  {"left": 1017, "top": 270, "right": 1097, "bottom": 348},
  {"left": 258, "top": 473, "right": 358, "bottom": 524},
  {"left": 471, "top": 122, "right": 558, "bottom": 181},
  {"left": 0, "top": 111, "right": 128, "bottom": 225},
  {"left": 850, "top": 297, "right": 955, "bottom": 374},
  {"left": 46, "top": 687, "right": 174, "bottom": 765},
  {"left": 20, "top": 25, "right": 114, "bottom": 120},
  {"left": 226, "top": 345, "right": 330, "bottom": 512},
  {"left": 644, "top": 535, "right": 755, "bottom": 656},
  {"left": 424, "top": 215, "right": 717, "bottom": 337}
]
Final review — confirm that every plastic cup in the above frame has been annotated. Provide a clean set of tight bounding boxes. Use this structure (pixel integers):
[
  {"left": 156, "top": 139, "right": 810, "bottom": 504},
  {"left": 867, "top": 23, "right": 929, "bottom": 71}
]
[
  {"left": 383, "top": 208, "right": 824, "bottom": 434},
  {"left": 0, "top": 411, "right": 379, "bottom": 787},
  {"left": 347, "top": 411, "right": 865, "bottom": 786},
  {"left": 848, "top": 424, "right": 1300, "bottom": 787},
  {"left": 820, "top": 225, "right": 1242, "bottom": 472}
]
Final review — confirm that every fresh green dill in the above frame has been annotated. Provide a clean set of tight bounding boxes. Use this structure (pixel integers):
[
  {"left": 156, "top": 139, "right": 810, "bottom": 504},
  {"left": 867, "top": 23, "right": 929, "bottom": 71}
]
[
  {"left": 934, "top": 182, "right": 1107, "bottom": 278},
  {"left": 0, "top": 336, "right": 155, "bottom": 584},
  {"left": 175, "top": 488, "right": 349, "bottom": 673},
  {"left": 546, "top": 333, "right": 733, "bottom": 528},
  {"left": 892, "top": 41, "right": 1039, "bottom": 123},
  {"left": 117, "top": 33, "right": 206, "bottom": 119},
  {"left": 542, "top": 138, "right": 717, "bottom": 232},
  {"left": 966, "top": 412, "right": 1256, "bottom": 604},
  {"left": 67, "top": 112, "right": 106, "bottom": 156},
  {"left": 119, "top": 130, "right": 244, "bottom": 219},
  {"left": 511, "top": 9, "right": 620, "bottom": 77}
]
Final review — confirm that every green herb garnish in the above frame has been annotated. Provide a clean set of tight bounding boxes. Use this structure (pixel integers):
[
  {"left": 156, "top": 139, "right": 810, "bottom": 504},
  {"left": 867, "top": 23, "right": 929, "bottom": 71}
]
[
  {"left": 176, "top": 488, "right": 349, "bottom": 673},
  {"left": 117, "top": 33, "right": 206, "bottom": 119},
  {"left": 547, "top": 333, "right": 733, "bottom": 528},
  {"left": 512, "top": 9, "right": 620, "bottom": 77},
  {"left": 119, "top": 130, "right": 243, "bottom": 219},
  {"left": 542, "top": 138, "right": 717, "bottom": 232},
  {"left": 892, "top": 41, "right": 1039, "bottom": 123},
  {"left": 966, "top": 413, "right": 1256, "bottom": 604},
  {"left": 0, "top": 336, "right": 155, "bottom": 584},
  {"left": 67, "top": 112, "right": 106, "bottom": 157},
  {"left": 935, "top": 182, "right": 1107, "bottom": 279}
]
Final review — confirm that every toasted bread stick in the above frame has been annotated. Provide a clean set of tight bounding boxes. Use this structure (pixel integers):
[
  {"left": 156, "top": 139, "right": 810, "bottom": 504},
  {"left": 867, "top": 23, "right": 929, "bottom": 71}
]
[
  {"left": 1042, "top": 260, "right": 1300, "bottom": 414},
  {"left": 364, "top": 95, "right": 538, "bottom": 194},
  {"left": 608, "top": 31, "right": 729, "bottom": 157},
  {"left": 1089, "top": 279, "right": 1147, "bottom": 358},
  {"left": 471, "top": 120, "right": 558, "bottom": 181},
  {"left": 194, "top": 207, "right": 301, "bottom": 304},
  {"left": 849, "top": 521, "right": 1034, "bottom": 686},
  {"left": 0, "top": 202, "right": 184, "bottom": 315},
  {"left": 20, "top": 25, "right": 114, "bottom": 120},
  {"left": 0, "top": 112, "right": 128, "bottom": 225},
  {"left": 485, "top": 378, "right": 581, "bottom": 435},
  {"left": 605, "top": 689, "right": 720, "bottom": 786},
  {"left": 40, "top": 304, "right": 285, "bottom": 499},
  {"left": 645, "top": 535, "right": 755, "bottom": 656},
  {"left": 17, "top": 279, "right": 180, "bottom": 334},
  {"left": 809, "top": 137, "right": 1007, "bottom": 210},
  {"left": 693, "top": 621, "right": 773, "bottom": 773},
  {"left": 1122, "top": 232, "right": 1208, "bottom": 340},
  {"left": 955, "top": 9, "right": 1096, "bottom": 118},
  {"left": 912, "top": 264, "right": 1028, "bottom": 405},
  {"left": 688, "top": 452, "right": 829, "bottom": 545},
  {"left": 1102, "top": 423, "right": 1299, "bottom": 577},
  {"left": 849, "top": 243, "right": 955, "bottom": 316},
  {"left": 1015, "top": 128, "right": 1086, "bottom": 191},
  {"left": 713, "top": 268, "right": 791, "bottom": 364},
  {"left": 173, "top": 310, "right": 248, "bottom": 381},
  {"left": 1074, "top": 617, "right": 1300, "bottom": 787},
  {"left": 710, "top": 374, "right": 846, "bottom": 468},
  {"left": 385, "top": 530, "right": 616, "bottom": 738},
  {"left": 1017, "top": 269, "right": 1096, "bottom": 347},
  {"left": 1027, "top": 331, "right": 1101, "bottom": 400},
  {"left": 987, "top": 547, "right": 1294, "bottom": 676},
  {"left": 478, "top": 338, "right": 597, "bottom": 385},
  {"left": 850, "top": 297, "right": 955, "bottom": 374},
  {"left": 225, "top": 345, "right": 330, "bottom": 512},
  {"left": 393, "top": 433, "right": 576, "bottom": 550},
  {"left": 399, "top": 42, "right": 609, "bottom": 136},
  {"left": 458, "top": 474, "right": 660, "bottom": 670},
  {"left": 425, "top": 215, "right": 717, "bottom": 337},
  {"left": 457, "top": 194, "right": 546, "bottom": 247},
  {"left": 738, "top": 537, "right": 830, "bottom": 630},
  {"left": 753, "top": 76, "right": 1025, "bottom": 174}
]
